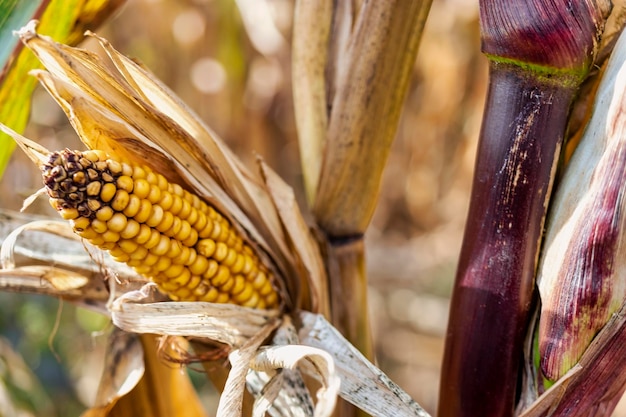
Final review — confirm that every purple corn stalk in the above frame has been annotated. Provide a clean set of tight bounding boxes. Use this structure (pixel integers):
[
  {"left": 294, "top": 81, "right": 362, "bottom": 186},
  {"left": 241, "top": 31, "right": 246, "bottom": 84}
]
[{"left": 438, "top": 1, "right": 611, "bottom": 416}]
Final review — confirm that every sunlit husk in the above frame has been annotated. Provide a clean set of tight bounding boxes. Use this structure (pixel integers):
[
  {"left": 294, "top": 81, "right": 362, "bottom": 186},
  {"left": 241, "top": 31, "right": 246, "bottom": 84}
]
[{"left": 537, "top": 25, "right": 626, "bottom": 382}]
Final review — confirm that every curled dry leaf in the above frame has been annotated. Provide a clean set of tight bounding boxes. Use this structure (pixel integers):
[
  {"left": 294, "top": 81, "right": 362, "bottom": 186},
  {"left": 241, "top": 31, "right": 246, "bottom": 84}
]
[
  {"left": 217, "top": 320, "right": 281, "bottom": 417},
  {"left": 246, "top": 316, "right": 315, "bottom": 417},
  {"left": 251, "top": 345, "right": 340, "bottom": 417},
  {"left": 298, "top": 312, "right": 430, "bottom": 417}
]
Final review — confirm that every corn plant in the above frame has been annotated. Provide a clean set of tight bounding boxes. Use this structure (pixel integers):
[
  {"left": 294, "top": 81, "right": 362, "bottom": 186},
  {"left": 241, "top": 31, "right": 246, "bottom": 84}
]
[{"left": 2, "top": 1, "right": 626, "bottom": 417}]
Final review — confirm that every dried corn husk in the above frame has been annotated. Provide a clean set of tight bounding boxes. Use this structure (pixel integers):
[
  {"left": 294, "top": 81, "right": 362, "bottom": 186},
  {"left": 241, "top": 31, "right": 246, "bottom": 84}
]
[{"left": 537, "top": 25, "right": 626, "bottom": 383}]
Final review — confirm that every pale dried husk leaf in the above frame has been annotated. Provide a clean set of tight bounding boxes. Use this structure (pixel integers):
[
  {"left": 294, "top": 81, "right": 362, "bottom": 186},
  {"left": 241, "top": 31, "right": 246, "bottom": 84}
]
[
  {"left": 245, "top": 316, "right": 317, "bottom": 417},
  {"left": 111, "top": 292, "right": 280, "bottom": 348},
  {"left": 217, "top": 320, "right": 281, "bottom": 417},
  {"left": 82, "top": 329, "right": 145, "bottom": 416},
  {"left": 298, "top": 312, "right": 430, "bottom": 417},
  {"left": 250, "top": 345, "right": 339, "bottom": 417}
]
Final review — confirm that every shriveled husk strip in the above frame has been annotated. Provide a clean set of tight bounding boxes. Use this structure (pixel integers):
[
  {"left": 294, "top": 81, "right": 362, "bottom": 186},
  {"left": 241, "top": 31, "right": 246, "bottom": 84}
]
[
  {"left": 259, "top": 161, "right": 329, "bottom": 316},
  {"left": 537, "top": 25, "right": 626, "bottom": 382},
  {"left": 111, "top": 294, "right": 279, "bottom": 348},
  {"left": 217, "top": 319, "right": 281, "bottom": 417},
  {"left": 250, "top": 345, "right": 339, "bottom": 417},
  {"left": 246, "top": 316, "right": 315, "bottom": 417}
]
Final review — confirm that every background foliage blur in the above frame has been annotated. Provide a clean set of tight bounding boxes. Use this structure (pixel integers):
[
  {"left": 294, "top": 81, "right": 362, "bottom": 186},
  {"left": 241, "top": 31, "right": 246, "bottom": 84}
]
[{"left": 0, "top": 0, "right": 567, "bottom": 415}]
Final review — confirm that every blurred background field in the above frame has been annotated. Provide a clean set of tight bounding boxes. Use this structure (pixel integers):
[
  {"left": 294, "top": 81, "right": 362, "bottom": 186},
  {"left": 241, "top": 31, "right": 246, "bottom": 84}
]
[{"left": 0, "top": 0, "right": 573, "bottom": 415}]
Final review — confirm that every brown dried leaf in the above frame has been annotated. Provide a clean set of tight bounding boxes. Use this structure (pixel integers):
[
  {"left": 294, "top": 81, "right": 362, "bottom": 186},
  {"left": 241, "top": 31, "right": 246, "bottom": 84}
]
[{"left": 259, "top": 160, "right": 329, "bottom": 316}]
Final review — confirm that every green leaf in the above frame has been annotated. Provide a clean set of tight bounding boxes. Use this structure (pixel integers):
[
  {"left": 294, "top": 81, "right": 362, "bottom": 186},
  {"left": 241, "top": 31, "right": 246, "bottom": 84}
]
[
  {"left": 0, "top": 0, "right": 125, "bottom": 180},
  {"left": 0, "top": 0, "right": 43, "bottom": 71}
]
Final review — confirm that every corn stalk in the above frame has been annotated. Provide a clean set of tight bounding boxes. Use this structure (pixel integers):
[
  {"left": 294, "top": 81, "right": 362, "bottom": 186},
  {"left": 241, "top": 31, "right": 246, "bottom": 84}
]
[
  {"left": 439, "top": 1, "right": 614, "bottom": 416},
  {"left": 293, "top": 0, "right": 432, "bottom": 361}
]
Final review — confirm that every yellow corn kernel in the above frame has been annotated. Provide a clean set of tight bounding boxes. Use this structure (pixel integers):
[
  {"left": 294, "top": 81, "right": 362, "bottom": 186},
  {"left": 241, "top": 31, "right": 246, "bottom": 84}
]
[
  {"left": 189, "top": 256, "right": 209, "bottom": 275},
  {"left": 59, "top": 207, "right": 79, "bottom": 220},
  {"left": 129, "top": 246, "right": 149, "bottom": 260},
  {"left": 111, "top": 190, "right": 130, "bottom": 211},
  {"left": 120, "top": 219, "right": 141, "bottom": 239},
  {"left": 100, "top": 183, "right": 117, "bottom": 203},
  {"left": 170, "top": 194, "right": 183, "bottom": 216},
  {"left": 213, "top": 242, "right": 229, "bottom": 262},
  {"left": 123, "top": 194, "right": 141, "bottom": 217},
  {"left": 134, "top": 224, "right": 152, "bottom": 244},
  {"left": 163, "top": 263, "right": 185, "bottom": 279},
  {"left": 242, "top": 292, "right": 260, "bottom": 308},
  {"left": 101, "top": 230, "right": 120, "bottom": 243},
  {"left": 234, "top": 284, "right": 254, "bottom": 304},
  {"left": 117, "top": 176, "right": 134, "bottom": 193},
  {"left": 215, "top": 293, "right": 230, "bottom": 304},
  {"left": 107, "top": 213, "right": 128, "bottom": 233},
  {"left": 166, "top": 239, "right": 183, "bottom": 259},
  {"left": 118, "top": 239, "right": 139, "bottom": 254},
  {"left": 42, "top": 149, "right": 280, "bottom": 309},
  {"left": 203, "top": 259, "right": 219, "bottom": 279},
  {"left": 211, "top": 266, "right": 231, "bottom": 287},
  {"left": 95, "top": 206, "right": 114, "bottom": 222},
  {"left": 173, "top": 246, "right": 194, "bottom": 265},
  {"left": 159, "top": 191, "right": 173, "bottom": 211},
  {"left": 197, "top": 239, "right": 216, "bottom": 258},
  {"left": 91, "top": 219, "right": 108, "bottom": 234},
  {"left": 155, "top": 211, "right": 175, "bottom": 233}
]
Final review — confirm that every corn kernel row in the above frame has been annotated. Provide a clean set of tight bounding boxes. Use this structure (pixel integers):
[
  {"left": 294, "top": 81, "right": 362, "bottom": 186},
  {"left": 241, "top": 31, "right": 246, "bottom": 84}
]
[{"left": 43, "top": 149, "right": 279, "bottom": 308}]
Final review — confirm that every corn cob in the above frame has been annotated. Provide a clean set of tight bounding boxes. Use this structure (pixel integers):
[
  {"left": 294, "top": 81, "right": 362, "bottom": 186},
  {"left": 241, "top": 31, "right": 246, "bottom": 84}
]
[{"left": 41, "top": 148, "right": 279, "bottom": 309}]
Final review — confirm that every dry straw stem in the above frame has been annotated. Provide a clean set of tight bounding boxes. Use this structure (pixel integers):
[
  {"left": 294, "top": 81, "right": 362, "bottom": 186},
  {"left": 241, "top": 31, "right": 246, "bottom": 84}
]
[
  {"left": 310, "top": 0, "right": 432, "bottom": 236},
  {"left": 292, "top": 0, "right": 332, "bottom": 205}
]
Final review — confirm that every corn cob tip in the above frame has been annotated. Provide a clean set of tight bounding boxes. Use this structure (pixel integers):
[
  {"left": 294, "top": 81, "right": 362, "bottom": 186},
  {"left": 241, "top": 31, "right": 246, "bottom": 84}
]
[{"left": 42, "top": 149, "right": 280, "bottom": 309}]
